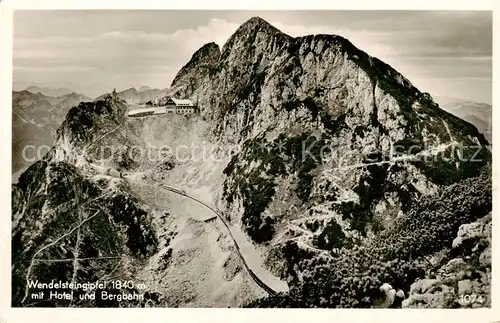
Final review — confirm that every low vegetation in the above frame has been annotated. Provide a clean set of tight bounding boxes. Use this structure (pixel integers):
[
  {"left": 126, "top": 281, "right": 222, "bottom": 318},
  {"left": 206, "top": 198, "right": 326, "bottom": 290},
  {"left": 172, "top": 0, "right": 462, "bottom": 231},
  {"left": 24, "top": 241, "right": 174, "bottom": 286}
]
[
  {"left": 223, "top": 133, "right": 327, "bottom": 243},
  {"left": 415, "top": 145, "right": 490, "bottom": 186},
  {"left": 247, "top": 165, "right": 491, "bottom": 308},
  {"left": 11, "top": 159, "right": 158, "bottom": 306}
]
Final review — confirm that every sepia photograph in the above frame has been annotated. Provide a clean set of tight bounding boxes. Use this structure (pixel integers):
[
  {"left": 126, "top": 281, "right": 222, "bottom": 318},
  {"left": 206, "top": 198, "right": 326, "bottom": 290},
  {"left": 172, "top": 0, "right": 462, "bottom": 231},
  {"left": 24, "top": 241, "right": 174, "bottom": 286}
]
[{"left": 9, "top": 9, "right": 493, "bottom": 310}]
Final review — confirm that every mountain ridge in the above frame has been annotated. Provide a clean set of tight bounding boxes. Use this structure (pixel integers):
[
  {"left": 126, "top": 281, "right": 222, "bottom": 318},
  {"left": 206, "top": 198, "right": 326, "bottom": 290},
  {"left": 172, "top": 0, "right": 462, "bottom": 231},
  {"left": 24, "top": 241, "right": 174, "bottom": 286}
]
[
  {"left": 25, "top": 86, "right": 75, "bottom": 98},
  {"left": 95, "top": 87, "right": 169, "bottom": 104},
  {"left": 172, "top": 17, "right": 487, "bottom": 149}
]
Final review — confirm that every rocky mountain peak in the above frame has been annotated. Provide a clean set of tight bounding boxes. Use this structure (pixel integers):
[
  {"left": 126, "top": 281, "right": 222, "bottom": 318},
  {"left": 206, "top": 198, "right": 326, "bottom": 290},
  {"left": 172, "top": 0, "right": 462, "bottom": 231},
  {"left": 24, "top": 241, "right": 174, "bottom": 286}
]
[
  {"left": 62, "top": 91, "right": 86, "bottom": 100},
  {"left": 220, "top": 17, "right": 290, "bottom": 61},
  {"left": 191, "top": 42, "right": 221, "bottom": 63},
  {"left": 171, "top": 42, "right": 221, "bottom": 89},
  {"left": 170, "top": 42, "right": 221, "bottom": 98},
  {"left": 55, "top": 96, "right": 126, "bottom": 152},
  {"left": 139, "top": 85, "right": 152, "bottom": 91},
  {"left": 167, "top": 17, "right": 491, "bottom": 250},
  {"left": 123, "top": 87, "right": 138, "bottom": 94}
]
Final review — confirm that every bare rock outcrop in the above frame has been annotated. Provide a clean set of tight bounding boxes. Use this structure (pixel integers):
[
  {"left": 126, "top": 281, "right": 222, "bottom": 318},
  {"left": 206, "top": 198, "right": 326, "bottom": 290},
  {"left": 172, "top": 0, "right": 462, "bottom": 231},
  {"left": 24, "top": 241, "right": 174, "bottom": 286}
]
[{"left": 403, "top": 213, "right": 491, "bottom": 308}]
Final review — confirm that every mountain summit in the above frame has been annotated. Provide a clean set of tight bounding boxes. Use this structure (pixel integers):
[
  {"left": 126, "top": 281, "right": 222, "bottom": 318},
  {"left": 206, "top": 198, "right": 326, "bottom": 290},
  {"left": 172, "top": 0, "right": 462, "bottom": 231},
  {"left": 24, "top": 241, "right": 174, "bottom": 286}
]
[
  {"left": 171, "top": 17, "right": 487, "bottom": 152},
  {"left": 221, "top": 16, "right": 288, "bottom": 54}
]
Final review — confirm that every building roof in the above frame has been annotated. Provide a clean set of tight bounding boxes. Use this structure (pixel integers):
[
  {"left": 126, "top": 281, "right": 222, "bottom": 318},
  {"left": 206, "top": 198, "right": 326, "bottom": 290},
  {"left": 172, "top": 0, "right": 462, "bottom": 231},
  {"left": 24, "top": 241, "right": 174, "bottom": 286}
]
[
  {"left": 172, "top": 98, "right": 194, "bottom": 105},
  {"left": 127, "top": 107, "right": 155, "bottom": 116}
]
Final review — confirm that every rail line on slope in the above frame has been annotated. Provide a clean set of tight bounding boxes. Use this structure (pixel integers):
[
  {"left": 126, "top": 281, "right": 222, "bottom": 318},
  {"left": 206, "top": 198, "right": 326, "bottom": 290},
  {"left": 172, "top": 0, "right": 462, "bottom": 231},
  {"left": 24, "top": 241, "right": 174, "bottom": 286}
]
[{"left": 131, "top": 179, "right": 279, "bottom": 296}]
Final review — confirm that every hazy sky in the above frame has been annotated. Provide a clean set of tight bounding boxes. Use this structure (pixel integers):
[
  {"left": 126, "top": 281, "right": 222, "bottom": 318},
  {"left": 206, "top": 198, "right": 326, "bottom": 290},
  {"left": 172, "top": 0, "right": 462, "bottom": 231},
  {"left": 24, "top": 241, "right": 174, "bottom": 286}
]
[{"left": 13, "top": 10, "right": 492, "bottom": 103}]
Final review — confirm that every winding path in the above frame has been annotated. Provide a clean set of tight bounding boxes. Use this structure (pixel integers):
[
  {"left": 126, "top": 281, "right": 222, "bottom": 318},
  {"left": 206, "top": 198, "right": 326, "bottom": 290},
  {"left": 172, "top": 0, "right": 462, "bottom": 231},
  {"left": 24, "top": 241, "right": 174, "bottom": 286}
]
[{"left": 21, "top": 207, "right": 104, "bottom": 304}]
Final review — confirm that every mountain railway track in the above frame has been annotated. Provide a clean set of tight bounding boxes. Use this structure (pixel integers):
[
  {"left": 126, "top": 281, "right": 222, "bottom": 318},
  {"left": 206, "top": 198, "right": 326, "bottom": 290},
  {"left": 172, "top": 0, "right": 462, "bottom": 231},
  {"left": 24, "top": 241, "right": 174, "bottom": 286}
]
[
  {"left": 157, "top": 182, "right": 279, "bottom": 296},
  {"left": 131, "top": 178, "right": 279, "bottom": 297}
]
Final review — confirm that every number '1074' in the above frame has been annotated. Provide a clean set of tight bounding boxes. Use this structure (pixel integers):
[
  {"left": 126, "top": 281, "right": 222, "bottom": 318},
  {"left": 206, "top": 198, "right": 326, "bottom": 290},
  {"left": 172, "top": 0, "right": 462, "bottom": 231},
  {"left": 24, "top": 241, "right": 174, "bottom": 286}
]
[{"left": 460, "top": 294, "right": 484, "bottom": 305}]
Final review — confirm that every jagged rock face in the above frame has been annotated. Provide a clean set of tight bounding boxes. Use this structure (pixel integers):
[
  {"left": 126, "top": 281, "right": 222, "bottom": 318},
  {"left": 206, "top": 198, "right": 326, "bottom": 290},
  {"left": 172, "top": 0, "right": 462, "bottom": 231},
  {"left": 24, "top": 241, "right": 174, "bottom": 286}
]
[
  {"left": 175, "top": 17, "right": 487, "bottom": 147},
  {"left": 171, "top": 17, "right": 490, "bottom": 252},
  {"left": 170, "top": 42, "right": 221, "bottom": 99},
  {"left": 49, "top": 96, "right": 127, "bottom": 164}
]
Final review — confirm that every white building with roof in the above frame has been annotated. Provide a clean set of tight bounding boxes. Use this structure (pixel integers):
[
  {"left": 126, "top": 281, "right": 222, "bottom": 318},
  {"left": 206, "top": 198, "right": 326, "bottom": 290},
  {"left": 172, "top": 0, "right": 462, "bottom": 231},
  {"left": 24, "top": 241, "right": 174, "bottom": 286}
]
[
  {"left": 129, "top": 96, "right": 198, "bottom": 117},
  {"left": 166, "top": 97, "right": 197, "bottom": 114}
]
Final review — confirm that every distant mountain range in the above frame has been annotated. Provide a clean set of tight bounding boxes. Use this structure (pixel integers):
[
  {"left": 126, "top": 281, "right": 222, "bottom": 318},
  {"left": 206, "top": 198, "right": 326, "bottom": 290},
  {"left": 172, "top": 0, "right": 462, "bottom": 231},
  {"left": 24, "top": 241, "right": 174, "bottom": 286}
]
[
  {"left": 25, "top": 86, "right": 75, "bottom": 98},
  {"left": 19, "top": 84, "right": 165, "bottom": 102},
  {"left": 12, "top": 85, "right": 168, "bottom": 179},
  {"left": 435, "top": 96, "right": 492, "bottom": 143},
  {"left": 139, "top": 85, "right": 152, "bottom": 92},
  {"left": 95, "top": 87, "right": 169, "bottom": 104},
  {"left": 12, "top": 90, "right": 92, "bottom": 179}
]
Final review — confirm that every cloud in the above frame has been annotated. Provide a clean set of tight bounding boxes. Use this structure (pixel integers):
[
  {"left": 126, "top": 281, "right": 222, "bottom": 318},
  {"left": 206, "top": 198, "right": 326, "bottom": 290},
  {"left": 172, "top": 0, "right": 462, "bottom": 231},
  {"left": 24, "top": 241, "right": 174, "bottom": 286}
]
[
  {"left": 270, "top": 21, "right": 400, "bottom": 59},
  {"left": 13, "top": 12, "right": 492, "bottom": 103},
  {"left": 14, "top": 17, "right": 398, "bottom": 89},
  {"left": 14, "top": 18, "right": 239, "bottom": 84}
]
